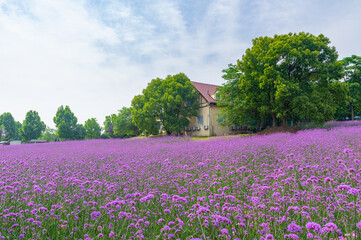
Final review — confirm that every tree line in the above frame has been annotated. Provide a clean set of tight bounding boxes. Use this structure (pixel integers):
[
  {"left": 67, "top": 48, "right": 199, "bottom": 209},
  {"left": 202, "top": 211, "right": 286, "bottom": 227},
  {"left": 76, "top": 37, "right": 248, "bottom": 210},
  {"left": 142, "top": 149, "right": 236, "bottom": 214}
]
[
  {"left": 0, "top": 107, "right": 103, "bottom": 142},
  {"left": 0, "top": 105, "right": 141, "bottom": 142},
  {"left": 2, "top": 32, "right": 360, "bottom": 141}
]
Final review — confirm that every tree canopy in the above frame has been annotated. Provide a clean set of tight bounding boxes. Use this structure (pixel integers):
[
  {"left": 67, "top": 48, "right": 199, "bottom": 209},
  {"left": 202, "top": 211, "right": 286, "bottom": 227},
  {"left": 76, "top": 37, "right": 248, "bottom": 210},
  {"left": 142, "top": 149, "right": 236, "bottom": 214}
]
[
  {"left": 104, "top": 107, "right": 139, "bottom": 138},
  {"left": 21, "top": 110, "right": 46, "bottom": 141},
  {"left": 53, "top": 105, "right": 78, "bottom": 140},
  {"left": 218, "top": 32, "right": 346, "bottom": 127},
  {"left": 0, "top": 112, "right": 16, "bottom": 140},
  {"left": 131, "top": 73, "right": 199, "bottom": 135},
  {"left": 84, "top": 118, "right": 101, "bottom": 139},
  {"left": 335, "top": 55, "right": 361, "bottom": 120}
]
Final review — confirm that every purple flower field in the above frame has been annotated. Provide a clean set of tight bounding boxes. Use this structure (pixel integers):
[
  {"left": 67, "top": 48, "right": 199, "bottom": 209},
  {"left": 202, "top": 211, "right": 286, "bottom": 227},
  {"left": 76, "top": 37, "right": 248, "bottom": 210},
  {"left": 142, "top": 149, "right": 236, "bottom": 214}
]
[{"left": 1, "top": 125, "right": 361, "bottom": 239}]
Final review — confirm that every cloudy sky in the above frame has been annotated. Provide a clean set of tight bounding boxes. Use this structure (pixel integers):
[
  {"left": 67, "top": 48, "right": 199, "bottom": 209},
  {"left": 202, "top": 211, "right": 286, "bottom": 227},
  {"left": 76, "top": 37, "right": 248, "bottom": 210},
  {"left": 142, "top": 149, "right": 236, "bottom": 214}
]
[{"left": 1, "top": 0, "right": 361, "bottom": 128}]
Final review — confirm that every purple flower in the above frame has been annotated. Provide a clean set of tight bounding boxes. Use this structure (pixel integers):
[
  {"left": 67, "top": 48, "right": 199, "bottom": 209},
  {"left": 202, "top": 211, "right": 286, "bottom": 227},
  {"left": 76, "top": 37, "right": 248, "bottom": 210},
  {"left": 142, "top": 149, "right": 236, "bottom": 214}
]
[
  {"left": 347, "top": 188, "right": 360, "bottom": 195},
  {"left": 357, "top": 221, "right": 361, "bottom": 229},
  {"left": 284, "top": 234, "right": 299, "bottom": 239},
  {"left": 324, "top": 222, "right": 338, "bottom": 232},
  {"left": 90, "top": 211, "right": 101, "bottom": 219},
  {"left": 306, "top": 222, "right": 321, "bottom": 232},
  {"left": 220, "top": 228, "right": 229, "bottom": 235},
  {"left": 265, "top": 234, "right": 274, "bottom": 240},
  {"left": 109, "top": 231, "right": 115, "bottom": 238},
  {"left": 39, "top": 207, "right": 48, "bottom": 212},
  {"left": 287, "top": 221, "right": 302, "bottom": 233}
]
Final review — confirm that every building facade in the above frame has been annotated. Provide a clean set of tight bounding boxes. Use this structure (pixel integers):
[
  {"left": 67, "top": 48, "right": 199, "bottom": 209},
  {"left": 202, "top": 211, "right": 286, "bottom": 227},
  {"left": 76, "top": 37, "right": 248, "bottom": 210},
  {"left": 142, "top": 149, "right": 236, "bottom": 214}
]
[{"left": 184, "top": 81, "right": 232, "bottom": 137}]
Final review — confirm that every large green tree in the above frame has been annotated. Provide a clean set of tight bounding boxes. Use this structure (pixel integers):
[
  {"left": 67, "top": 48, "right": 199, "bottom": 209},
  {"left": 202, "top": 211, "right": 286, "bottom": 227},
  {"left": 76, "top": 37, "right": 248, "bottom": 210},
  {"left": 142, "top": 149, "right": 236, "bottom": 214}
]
[
  {"left": 131, "top": 73, "right": 199, "bottom": 135},
  {"left": 104, "top": 107, "right": 139, "bottom": 138},
  {"left": 218, "top": 32, "right": 346, "bottom": 127},
  {"left": 21, "top": 110, "right": 46, "bottom": 141},
  {"left": 84, "top": 118, "right": 101, "bottom": 139},
  {"left": 53, "top": 105, "right": 78, "bottom": 140},
  {"left": 336, "top": 55, "right": 361, "bottom": 120},
  {"left": 0, "top": 112, "right": 16, "bottom": 140}
]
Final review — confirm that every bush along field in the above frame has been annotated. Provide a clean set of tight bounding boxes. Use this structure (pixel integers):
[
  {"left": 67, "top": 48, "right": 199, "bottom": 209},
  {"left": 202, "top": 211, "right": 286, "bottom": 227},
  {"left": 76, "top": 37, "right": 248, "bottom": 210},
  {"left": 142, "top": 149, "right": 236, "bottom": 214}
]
[{"left": 1, "top": 125, "right": 361, "bottom": 240}]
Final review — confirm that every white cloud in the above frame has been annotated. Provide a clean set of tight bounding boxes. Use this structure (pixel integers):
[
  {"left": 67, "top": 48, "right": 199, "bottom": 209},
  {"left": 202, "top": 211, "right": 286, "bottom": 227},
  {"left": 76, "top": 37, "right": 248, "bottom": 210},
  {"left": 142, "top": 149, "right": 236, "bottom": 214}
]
[
  {"left": 1, "top": 0, "right": 361, "bottom": 128},
  {"left": 0, "top": 0, "right": 142, "bottom": 127}
]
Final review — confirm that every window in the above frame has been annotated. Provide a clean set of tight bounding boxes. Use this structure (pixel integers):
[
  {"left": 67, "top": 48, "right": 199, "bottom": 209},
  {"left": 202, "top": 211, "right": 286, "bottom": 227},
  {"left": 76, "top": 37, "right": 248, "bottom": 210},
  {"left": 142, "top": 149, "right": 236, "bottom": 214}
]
[
  {"left": 186, "top": 99, "right": 191, "bottom": 107},
  {"left": 197, "top": 115, "right": 204, "bottom": 126}
]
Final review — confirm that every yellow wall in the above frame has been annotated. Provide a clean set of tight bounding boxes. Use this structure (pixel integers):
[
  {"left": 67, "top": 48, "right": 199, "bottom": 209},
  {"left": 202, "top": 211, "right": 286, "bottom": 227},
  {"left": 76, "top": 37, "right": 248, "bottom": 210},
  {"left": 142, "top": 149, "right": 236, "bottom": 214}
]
[
  {"left": 209, "top": 105, "right": 231, "bottom": 136},
  {"left": 184, "top": 95, "right": 231, "bottom": 137}
]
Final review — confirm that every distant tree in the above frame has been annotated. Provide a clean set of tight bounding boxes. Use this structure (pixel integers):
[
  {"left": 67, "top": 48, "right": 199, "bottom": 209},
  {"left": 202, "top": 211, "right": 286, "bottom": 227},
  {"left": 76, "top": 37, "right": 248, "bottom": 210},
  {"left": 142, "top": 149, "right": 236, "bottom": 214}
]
[
  {"left": 131, "top": 73, "right": 199, "bottom": 135},
  {"left": 40, "top": 127, "right": 58, "bottom": 142},
  {"left": 14, "top": 121, "right": 22, "bottom": 140},
  {"left": 0, "top": 124, "right": 5, "bottom": 141},
  {"left": 103, "top": 114, "right": 117, "bottom": 138},
  {"left": 338, "top": 55, "right": 361, "bottom": 120},
  {"left": 217, "top": 63, "right": 256, "bottom": 126},
  {"left": 21, "top": 110, "right": 46, "bottom": 141},
  {"left": 0, "top": 112, "right": 16, "bottom": 140},
  {"left": 104, "top": 108, "right": 139, "bottom": 138},
  {"left": 131, "top": 94, "right": 160, "bottom": 136},
  {"left": 218, "top": 32, "right": 346, "bottom": 127},
  {"left": 113, "top": 107, "right": 139, "bottom": 138},
  {"left": 84, "top": 118, "right": 101, "bottom": 139},
  {"left": 53, "top": 105, "right": 78, "bottom": 140},
  {"left": 74, "top": 124, "right": 86, "bottom": 140}
]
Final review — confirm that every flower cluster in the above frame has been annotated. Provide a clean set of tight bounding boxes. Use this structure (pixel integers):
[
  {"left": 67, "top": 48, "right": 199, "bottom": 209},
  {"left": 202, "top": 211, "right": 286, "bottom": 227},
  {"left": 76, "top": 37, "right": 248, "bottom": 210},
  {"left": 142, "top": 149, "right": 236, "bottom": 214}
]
[{"left": 0, "top": 123, "right": 361, "bottom": 239}]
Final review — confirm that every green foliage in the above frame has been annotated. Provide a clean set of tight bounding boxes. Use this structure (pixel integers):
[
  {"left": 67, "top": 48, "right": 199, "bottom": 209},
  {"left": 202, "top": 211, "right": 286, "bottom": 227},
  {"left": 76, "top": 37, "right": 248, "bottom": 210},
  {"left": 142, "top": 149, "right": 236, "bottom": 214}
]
[
  {"left": 53, "top": 105, "right": 78, "bottom": 140},
  {"left": 0, "top": 124, "right": 5, "bottom": 142},
  {"left": 73, "top": 124, "right": 86, "bottom": 140},
  {"left": 335, "top": 55, "right": 361, "bottom": 120},
  {"left": 14, "top": 121, "right": 22, "bottom": 140},
  {"left": 40, "top": 127, "right": 58, "bottom": 142},
  {"left": 0, "top": 112, "right": 16, "bottom": 140},
  {"left": 104, "top": 107, "right": 139, "bottom": 138},
  {"left": 84, "top": 118, "right": 101, "bottom": 139},
  {"left": 343, "top": 55, "right": 361, "bottom": 83},
  {"left": 131, "top": 73, "right": 199, "bottom": 135},
  {"left": 298, "top": 122, "right": 332, "bottom": 130},
  {"left": 218, "top": 32, "right": 346, "bottom": 127},
  {"left": 103, "top": 114, "right": 116, "bottom": 138},
  {"left": 21, "top": 110, "right": 46, "bottom": 141}
]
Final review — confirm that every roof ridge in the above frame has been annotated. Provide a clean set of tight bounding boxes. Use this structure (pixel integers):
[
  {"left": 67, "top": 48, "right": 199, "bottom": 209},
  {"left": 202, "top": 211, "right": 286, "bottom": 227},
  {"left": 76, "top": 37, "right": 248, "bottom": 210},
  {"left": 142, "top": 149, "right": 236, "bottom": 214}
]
[{"left": 190, "top": 81, "right": 220, "bottom": 87}]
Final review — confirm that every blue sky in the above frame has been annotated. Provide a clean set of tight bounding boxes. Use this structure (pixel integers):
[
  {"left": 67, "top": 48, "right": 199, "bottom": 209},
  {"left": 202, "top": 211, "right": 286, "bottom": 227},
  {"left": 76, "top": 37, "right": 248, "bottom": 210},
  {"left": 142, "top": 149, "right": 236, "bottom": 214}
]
[{"left": 1, "top": 0, "right": 361, "bottom": 128}]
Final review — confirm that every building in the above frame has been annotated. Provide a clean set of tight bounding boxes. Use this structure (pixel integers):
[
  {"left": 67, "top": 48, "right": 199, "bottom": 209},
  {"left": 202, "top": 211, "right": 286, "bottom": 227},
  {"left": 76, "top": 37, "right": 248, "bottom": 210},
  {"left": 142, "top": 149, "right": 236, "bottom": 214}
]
[
  {"left": 185, "top": 81, "right": 232, "bottom": 137},
  {"left": 9, "top": 140, "right": 21, "bottom": 145}
]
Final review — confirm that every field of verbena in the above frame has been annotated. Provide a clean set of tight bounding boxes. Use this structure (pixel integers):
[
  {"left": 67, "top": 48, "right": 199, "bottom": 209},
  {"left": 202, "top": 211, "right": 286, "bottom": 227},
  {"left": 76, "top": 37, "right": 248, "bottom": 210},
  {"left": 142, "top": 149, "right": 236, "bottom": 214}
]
[{"left": 1, "top": 126, "right": 361, "bottom": 240}]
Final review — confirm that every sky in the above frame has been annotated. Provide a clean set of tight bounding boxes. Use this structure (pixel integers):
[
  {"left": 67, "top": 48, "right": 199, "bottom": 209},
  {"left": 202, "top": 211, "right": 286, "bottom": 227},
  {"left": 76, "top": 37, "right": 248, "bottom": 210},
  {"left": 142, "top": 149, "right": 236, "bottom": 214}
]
[{"left": 1, "top": 0, "right": 361, "bottom": 128}]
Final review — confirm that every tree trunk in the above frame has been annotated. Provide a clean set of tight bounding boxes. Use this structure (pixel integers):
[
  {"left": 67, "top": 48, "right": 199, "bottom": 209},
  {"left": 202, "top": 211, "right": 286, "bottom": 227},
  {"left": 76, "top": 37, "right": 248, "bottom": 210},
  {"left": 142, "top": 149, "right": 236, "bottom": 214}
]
[
  {"left": 272, "top": 114, "right": 276, "bottom": 127},
  {"left": 351, "top": 102, "right": 354, "bottom": 120},
  {"left": 283, "top": 116, "right": 287, "bottom": 127}
]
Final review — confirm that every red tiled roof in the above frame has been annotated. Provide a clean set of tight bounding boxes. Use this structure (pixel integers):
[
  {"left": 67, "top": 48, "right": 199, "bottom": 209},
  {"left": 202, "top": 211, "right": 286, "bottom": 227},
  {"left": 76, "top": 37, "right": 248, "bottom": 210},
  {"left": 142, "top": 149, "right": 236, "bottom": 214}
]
[{"left": 190, "top": 81, "right": 219, "bottom": 104}]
